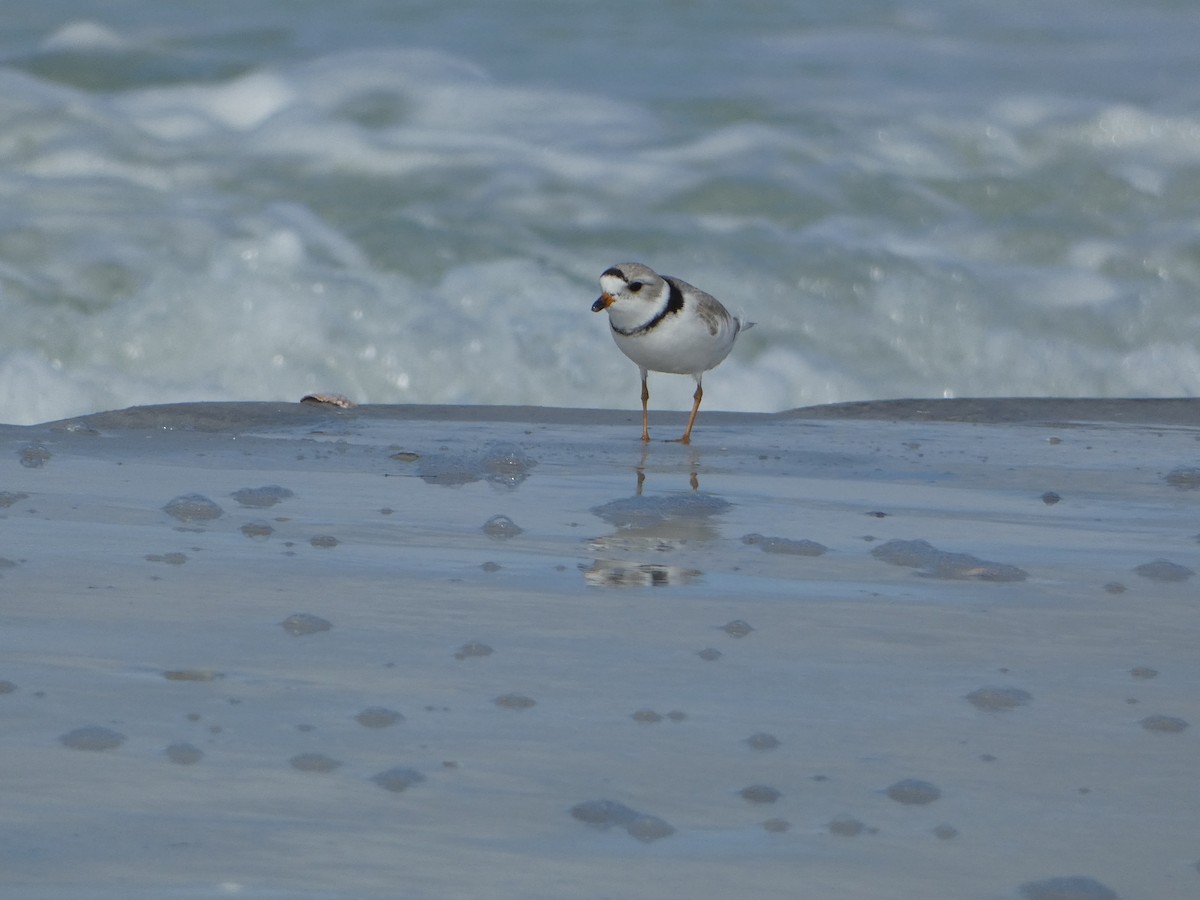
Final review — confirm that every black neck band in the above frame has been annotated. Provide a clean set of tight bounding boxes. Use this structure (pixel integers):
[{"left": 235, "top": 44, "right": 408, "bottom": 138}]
[{"left": 612, "top": 278, "right": 685, "bottom": 337}]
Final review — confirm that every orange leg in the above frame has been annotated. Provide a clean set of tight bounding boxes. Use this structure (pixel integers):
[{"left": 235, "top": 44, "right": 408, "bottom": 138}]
[
  {"left": 639, "top": 370, "right": 651, "bottom": 443},
  {"left": 673, "top": 381, "right": 703, "bottom": 445}
]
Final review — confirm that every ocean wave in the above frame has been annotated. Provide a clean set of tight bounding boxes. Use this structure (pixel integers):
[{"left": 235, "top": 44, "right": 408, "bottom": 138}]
[{"left": 1, "top": 9, "right": 1199, "bottom": 424}]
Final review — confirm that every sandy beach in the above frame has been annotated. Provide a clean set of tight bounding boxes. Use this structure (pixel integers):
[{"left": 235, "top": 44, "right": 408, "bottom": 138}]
[{"left": 1, "top": 399, "right": 1196, "bottom": 899}]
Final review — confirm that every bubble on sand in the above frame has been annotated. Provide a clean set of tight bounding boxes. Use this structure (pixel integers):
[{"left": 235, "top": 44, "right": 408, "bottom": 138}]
[
  {"left": 231, "top": 484, "right": 294, "bottom": 508},
  {"left": 494, "top": 693, "right": 535, "bottom": 710},
  {"left": 280, "top": 613, "right": 332, "bottom": 635},
  {"left": 828, "top": 817, "right": 866, "bottom": 837},
  {"left": 697, "top": 647, "right": 722, "bottom": 661},
  {"left": 569, "top": 799, "right": 675, "bottom": 843},
  {"left": 871, "top": 539, "right": 1027, "bottom": 581},
  {"left": 746, "top": 732, "right": 781, "bottom": 751},
  {"left": 0, "top": 491, "right": 29, "bottom": 508},
  {"left": 1133, "top": 558, "right": 1193, "bottom": 582},
  {"left": 480, "top": 443, "right": 537, "bottom": 489},
  {"left": 482, "top": 514, "right": 522, "bottom": 538},
  {"left": 632, "top": 709, "right": 662, "bottom": 724},
  {"left": 356, "top": 707, "right": 404, "bottom": 728},
  {"left": 455, "top": 641, "right": 494, "bottom": 659},
  {"left": 1129, "top": 666, "right": 1158, "bottom": 680},
  {"left": 240, "top": 520, "right": 274, "bottom": 539},
  {"left": 933, "top": 823, "right": 959, "bottom": 839},
  {"left": 309, "top": 534, "right": 339, "bottom": 548},
  {"left": 1103, "top": 582, "right": 1126, "bottom": 594},
  {"left": 0, "top": 681, "right": 16, "bottom": 694},
  {"left": 1018, "top": 875, "right": 1118, "bottom": 900},
  {"left": 1139, "top": 714, "right": 1188, "bottom": 733},
  {"left": 18, "top": 444, "right": 51, "bottom": 468},
  {"left": 966, "top": 686, "right": 1033, "bottom": 712},
  {"left": 290, "top": 752, "right": 341, "bottom": 773},
  {"left": 1165, "top": 466, "right": 1200, "bottom": 490},
  {"left": 60, "top": 725, "right": 125, "bottom": 751},
  {"left": 885, "top": 778, "right": 941, "bottom": 805},
  {"left": 741, "top": 533, "right": 827, "bottom": 556},
  {"left": 165, "top": 742, "right": 204, "bottom": 765},
  {"left": 722, "top": 619, "right": 754, "bottom": 638},
  {"left": 739, "top": 784, "right": 781, "bottom": 804},
  {"left": 1041, "top": 491, "right": 1062, "bottom": 505},
  {"left": 371, "top": 766, "right": 426, "bottom": 793},
  {"left": 414, "top": 445, "right": 537, "bottom": 489},
  {"left": 763, "top": 818, "right": 791, "bottom": 833},
  {"left": 163, "top": 493, "right": 224, "bottom": 522}
]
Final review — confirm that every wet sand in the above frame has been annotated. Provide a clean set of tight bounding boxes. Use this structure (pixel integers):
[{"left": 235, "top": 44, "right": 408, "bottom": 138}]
[{"left": 1, "top": 399, "right": 1197, "bottom": 899}]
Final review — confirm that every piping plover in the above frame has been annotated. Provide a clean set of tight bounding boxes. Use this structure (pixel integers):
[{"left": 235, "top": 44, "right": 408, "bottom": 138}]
[{"left": 591, "top": 262, "right": 753, "bottom": 444}]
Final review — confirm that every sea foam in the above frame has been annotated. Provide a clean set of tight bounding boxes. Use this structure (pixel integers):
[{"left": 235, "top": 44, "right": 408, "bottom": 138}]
[{"left": 2, "top": 8, "right": 1200, "bottom": 424}]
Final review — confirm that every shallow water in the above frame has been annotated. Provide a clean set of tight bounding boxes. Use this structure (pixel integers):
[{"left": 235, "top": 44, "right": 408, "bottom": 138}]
[{"left": 2, "top": 2, "right": 1200, "bottom": 424}]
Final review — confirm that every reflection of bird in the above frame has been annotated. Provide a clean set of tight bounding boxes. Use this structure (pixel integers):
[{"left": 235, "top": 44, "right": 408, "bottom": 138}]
[
  {"left": 580, "top": 560, "right": 702, "bottom": 588},
  {"left": 583, "top": 470, "right": 732, "bottom": 588},
  {"left": 591, "top": 263, "right": 753, "bottom": 444}
]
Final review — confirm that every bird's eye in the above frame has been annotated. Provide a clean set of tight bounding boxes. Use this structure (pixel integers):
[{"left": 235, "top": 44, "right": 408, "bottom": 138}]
[{"left": 628, "top": 281, "right": 643, "bottom": 293}]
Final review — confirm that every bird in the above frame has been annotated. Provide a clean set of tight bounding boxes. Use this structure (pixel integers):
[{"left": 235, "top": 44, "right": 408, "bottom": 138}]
[{"left": 591, "top": 262, "right": 753, "bottom": 444}]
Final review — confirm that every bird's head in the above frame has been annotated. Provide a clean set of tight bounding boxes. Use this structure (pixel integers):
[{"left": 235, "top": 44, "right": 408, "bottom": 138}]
[{"left": 591, "top": 263, "right": 665, "bottom": 318}]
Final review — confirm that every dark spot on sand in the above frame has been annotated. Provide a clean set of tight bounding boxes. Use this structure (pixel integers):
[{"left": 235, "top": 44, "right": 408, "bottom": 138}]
[
  {"left": 1133, "top": 558, "right": 1193, "bottom": 582},
  {"left": 60, "top": 726, "right": 125, "bottom": 751},
  {"left": 356, "top": 707, "right": 404, "bottom": 728},
  {"left": 966, "top": 686, "right": 1033, "bottom": 712},
  {"left": 280, "top": 613, "right": 332, "bottom": 635},
  {"left": 231, "top": 485, "right": 294, "bottom": 508},
  {"left": 289, "top": 752, "right": 341, "bottom": 773},
  {"left": 569, "top": 799, "right": 675, "bottom": 843},
  {"left": 1018, "top": 875, "right": 1117, "bottom": 900},
  {"left": 885, "top": 778, "right": 941, "bottom": 805},
  {"left": 872, "top": 539, "right": 1027, "bottom": 581},
  {"left": 371, "top": 767, "right": 426, "bottom": 792}
]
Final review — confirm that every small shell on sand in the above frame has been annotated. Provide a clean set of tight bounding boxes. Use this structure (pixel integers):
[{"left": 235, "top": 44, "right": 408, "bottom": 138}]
[{"left": 300, "top": 393, "right": 356, "bottom": 408}]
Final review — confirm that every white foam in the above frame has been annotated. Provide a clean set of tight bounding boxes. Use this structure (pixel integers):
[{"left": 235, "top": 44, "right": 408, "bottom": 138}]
[
  {"left": 124, "top": 70, "right": 296, "bottom": 139},
  {"left": 0, "top": 349, "right": 214, "bottom": 425},
  {"left": 39, "top": 20, "right": 130, "bottom": 52},
  {"left": 3, "top": 10, "right": 1200, "bottom": 425}
]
